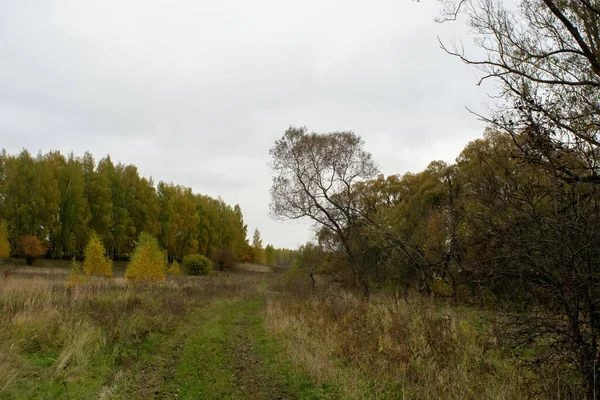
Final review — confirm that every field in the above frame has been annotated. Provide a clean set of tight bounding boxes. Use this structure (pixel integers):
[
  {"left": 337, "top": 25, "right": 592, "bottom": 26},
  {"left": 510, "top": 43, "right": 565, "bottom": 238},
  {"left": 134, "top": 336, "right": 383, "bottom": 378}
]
[{"left": 0, "top": 260, "right": 580, "bottom": 399}]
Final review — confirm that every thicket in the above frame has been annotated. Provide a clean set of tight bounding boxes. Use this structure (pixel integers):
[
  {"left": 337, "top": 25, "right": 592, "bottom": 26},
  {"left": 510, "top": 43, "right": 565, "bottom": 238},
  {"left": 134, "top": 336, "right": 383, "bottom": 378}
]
[
  {"left": 275, "top": 127, "right": 600, "bottom": 395},
  {"left": 183, "top": 254, "right": 213, "bottom": 276},
  {"left": 211, "top": 248, "right": 235, "bottom": 271},
  {"left": 268, "top": 0, "right": 600, "bottom": 394}
]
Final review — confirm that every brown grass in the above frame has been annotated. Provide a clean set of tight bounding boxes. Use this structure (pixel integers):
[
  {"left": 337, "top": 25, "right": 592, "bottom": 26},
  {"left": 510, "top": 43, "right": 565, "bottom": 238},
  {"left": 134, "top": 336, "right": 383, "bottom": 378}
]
[
  {"left": 234, "top": 262, "right": 274, "bottom": 273},
  {"left": 265, "top": 281, "right": 584, "bottom": 399},
  {"left": 0, "top": 265, "right": 262, "bottom": 398}
]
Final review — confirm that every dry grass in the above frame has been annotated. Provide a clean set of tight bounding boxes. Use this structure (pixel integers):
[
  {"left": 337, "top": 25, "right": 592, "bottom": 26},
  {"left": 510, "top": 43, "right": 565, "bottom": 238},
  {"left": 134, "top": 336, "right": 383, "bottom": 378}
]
[
  {"left": 265, "top": 282, "right": 583, "bottom": 399},
  {"left": 234, "top": 263, "right": 274, "bottom": 273},
  {"left": 0, "top": 265, "right": 261, "bottom": 399},
  {"left": 0, "top": 261, "right": 583, "bottom": 399}
]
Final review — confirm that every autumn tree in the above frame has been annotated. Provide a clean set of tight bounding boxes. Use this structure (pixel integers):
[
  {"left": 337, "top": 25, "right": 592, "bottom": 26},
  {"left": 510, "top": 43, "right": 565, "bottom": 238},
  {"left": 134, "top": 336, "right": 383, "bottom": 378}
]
[
  {"left": 274, "top": 248, "right": 297, "bottom": 266},
  {"left": 251, "top": 228, "right": 265, "bottom": 264},
  {"left": 269, "top": 126, "right": 379, "bottom": 296},
  {"left": 126, "top": 233, "right": 167, "bottom": 282},
  {"left": 84, "top": 153, "right": 113, "bottom": 254},
  {"left": 83, "top": 234, "right": 112, "bottom": 276},
  {"left": 54, "top": 153, "right": 91, "bottom": 259},
  {"left": 0, "top": 220, "right": 10, "bottom": 260},
  {"left": 365, "top": 161, "right": 464, "bottom": 299},
  {"left": 451, "top": 130, "right": 600, "bottom": 395},
  {"left": 157, "top": 183, "right": 200, "bottom": 260},
  {"left": 264, "top": 244, "right": 276, "bottom": 266},
  {"left": 0, "top": 148, "right": 250, "bottom": 271},
  {"left": 4, "top": 151, "right": 41, "bottom": 254},
  {"left": 441, "top": 0, "right": 600, "bottom": 186},
  {"left": 21, "top": 236, "right": 46, "bottom": 265}
]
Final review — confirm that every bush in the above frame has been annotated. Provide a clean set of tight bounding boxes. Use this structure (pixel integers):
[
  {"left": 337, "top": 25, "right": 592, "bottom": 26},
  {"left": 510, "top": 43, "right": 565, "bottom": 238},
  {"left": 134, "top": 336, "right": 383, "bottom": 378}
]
[
  {"left": 65, "top": 258, "right": 87, "bottom": 287},
  {"left": 211, "top": 248, "right": 236, "bottom": 271},
  {"left": 21, "top": 236, "right": 46, "bottom": 265},
  {"left": 183, "top": 254, "right": 213, "bottom": 276},
  {"left": 167, "top": 260, "right": 181, "bottom": 276},
  {"left": 126, "top": 233, "right": 167, "bottom": 282},
  {"left": 83, "top": 234, "right": 112, "bottom": 277}
]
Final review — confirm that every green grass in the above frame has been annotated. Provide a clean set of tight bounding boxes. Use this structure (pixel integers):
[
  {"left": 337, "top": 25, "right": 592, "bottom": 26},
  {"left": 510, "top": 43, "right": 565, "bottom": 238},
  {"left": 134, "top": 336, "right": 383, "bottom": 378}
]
[
  {"left": 121, "top": 298, "right": 330, "bottom": 399},
  {"left": 6, "top": 265, "right": 579, "bottom": 399},
  {"left": 0, "top": 269, "right": 267, "bottom": 399},
  {"left": 171, "top": 301, "right": 240, "bottom": 398}
]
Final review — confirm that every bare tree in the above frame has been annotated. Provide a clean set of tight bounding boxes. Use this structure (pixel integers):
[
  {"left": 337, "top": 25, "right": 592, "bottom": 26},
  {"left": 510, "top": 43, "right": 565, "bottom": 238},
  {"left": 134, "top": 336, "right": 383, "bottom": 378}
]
[
  {"left": 269, "top": 126, "right": 379, "bottom": 295},
  {"left": 441, "top": 0, "right": 600, "bottom": 183}
]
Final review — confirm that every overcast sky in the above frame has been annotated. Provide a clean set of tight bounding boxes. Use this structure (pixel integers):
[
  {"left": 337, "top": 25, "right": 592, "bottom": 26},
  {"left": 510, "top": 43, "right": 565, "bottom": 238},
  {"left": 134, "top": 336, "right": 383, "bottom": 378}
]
[{"left": 0, "top": 1, "right": 491, "bottom": 249}]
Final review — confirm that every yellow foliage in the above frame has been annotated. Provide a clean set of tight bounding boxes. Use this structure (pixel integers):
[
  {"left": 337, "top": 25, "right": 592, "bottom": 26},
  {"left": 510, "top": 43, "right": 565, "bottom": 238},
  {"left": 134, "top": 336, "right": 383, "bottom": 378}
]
[
  {"left": 21, "top": 235, "right": 46, "bottom": 258},
  {"left": 65, "top": 259, "right": 87, "bottom": 287},
  {"left": 83, "top": 235, "right": 112, "bottom": 277},
  {"left": 125, "top": 233, "right": 166, "bottom": 282},
  {"left": 167, "top": 260, "right": 181, "bottom": 276}
]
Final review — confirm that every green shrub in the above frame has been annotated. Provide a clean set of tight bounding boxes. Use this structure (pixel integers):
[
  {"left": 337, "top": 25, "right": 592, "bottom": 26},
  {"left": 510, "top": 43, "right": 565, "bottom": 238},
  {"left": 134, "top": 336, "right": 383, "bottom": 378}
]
[
  {"left": 167, "top": 260, "right": 181, "bottom": 276},
  {"left": 183, "top": 254, "right": 213, "bottom": 276}
]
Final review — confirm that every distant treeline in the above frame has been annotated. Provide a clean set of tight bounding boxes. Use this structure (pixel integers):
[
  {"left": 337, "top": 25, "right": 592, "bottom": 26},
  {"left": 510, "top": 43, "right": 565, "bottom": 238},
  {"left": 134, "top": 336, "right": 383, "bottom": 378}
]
[{"left": 0, "top": 149, "right": 287, "bottom": 263}]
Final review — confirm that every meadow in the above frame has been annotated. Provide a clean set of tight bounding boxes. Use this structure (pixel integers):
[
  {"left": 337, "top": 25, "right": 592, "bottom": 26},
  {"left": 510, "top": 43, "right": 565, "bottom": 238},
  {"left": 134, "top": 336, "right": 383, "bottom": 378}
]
[{"left": 0, "top": 260, "right": 582, "bottom": 399}]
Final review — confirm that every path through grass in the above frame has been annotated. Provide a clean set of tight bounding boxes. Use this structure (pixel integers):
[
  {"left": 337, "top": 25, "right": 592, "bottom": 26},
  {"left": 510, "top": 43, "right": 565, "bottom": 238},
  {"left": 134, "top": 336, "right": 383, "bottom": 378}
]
[{"left": 113, "top": 297, "right": 328, "bottom": 399}]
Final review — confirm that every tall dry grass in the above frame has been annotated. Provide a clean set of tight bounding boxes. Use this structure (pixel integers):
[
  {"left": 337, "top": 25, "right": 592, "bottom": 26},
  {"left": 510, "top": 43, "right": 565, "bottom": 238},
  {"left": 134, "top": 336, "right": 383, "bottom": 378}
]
[
  {"left": 265, "top": 282, "right": 584, "bottom": 399},
  {"left": 0, "top": 266, "right": 260, "bottom": 398}
]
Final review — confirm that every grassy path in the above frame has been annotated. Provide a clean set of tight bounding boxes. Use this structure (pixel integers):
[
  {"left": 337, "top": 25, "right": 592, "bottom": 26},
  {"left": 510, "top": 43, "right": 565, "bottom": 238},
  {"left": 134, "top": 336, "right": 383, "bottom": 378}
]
[{"left": 112, "top": 297, "right": 326, "bottom": 400}]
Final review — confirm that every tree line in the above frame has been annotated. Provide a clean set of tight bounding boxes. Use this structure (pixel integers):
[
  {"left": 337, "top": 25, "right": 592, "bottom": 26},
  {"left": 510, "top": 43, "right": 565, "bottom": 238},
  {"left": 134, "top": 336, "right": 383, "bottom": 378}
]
[
  {"left": 0, "top": 149, "right": 254, "bottom": 263},
  {"left": 248, "top": 228, "right": 297, "bottom": 267}
]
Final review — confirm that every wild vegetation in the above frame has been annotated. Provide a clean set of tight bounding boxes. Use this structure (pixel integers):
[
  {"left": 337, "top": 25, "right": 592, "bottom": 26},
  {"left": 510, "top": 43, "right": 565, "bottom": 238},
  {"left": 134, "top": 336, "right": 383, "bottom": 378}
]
[
  {"left": 263, "top": 0, "right": 600, "bottom": 395},
  {"left": 0, "top": 261, "right": 583, "bottom": 399},
  {"left": 0, "top": 0, "right": 598, "bottom": 397},
  {"left": 0, "top": 263, "right": 262, "bottom": 399}
]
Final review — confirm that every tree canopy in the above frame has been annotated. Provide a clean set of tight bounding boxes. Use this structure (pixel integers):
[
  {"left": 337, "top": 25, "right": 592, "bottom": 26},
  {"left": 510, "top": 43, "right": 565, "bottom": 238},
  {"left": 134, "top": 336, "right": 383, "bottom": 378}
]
[{"left": 0, "top": 149, "right": 250, "bottom": 262}]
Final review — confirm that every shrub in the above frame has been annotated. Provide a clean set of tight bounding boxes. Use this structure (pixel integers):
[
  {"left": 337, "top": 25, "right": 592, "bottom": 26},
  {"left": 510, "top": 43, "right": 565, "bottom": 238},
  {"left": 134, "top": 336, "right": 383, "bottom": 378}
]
[
  {"left": 211, "top": 248, "right": 236, "bottom": 271},
  {"left": 0, "top": 221, "right": 10, "bottom": 260},
  {"left": 65, "top": 258, "right": 87, "bottom": 287},
  {"left": 21, "top": 236, "right": 46, "bottom": 265},
  {"left": 83, "top": 234, "right": 112, "bottom": 277},
  {"left": 167, "top": 260, "right": 181, "bottom": 276},
  {"left": 183, "top": 254, "right": 213, "bottom": 276},
  {"left": 126, "top": 233, "right": 167, "bottom": 282}
]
